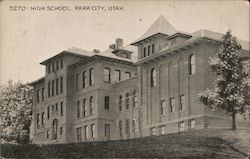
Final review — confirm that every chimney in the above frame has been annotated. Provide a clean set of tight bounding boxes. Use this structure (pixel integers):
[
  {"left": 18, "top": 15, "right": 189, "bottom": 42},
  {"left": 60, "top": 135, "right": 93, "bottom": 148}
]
[
  {"left": 109, "top": 44, "right": 116, "bottom": 50},
  {"left": 115, "top": 38, "right": 123, "bottom": 49},
  {"left": 93, "top": 49, "right": 100, "bottom": 53}
]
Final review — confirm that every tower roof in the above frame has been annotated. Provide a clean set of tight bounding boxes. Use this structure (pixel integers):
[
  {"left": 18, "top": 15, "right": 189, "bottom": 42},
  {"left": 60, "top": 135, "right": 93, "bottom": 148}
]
[{"left": 132, "top": 15, "right": 177, "bottom": 45}]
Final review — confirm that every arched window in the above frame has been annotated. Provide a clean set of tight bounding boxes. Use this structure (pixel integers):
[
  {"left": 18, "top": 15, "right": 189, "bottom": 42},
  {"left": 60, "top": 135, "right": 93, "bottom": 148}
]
[
  {"left": 37, "top": 113, "right": 40, "bottom": 129},
  {"left": 189, "top": 55, "right": 196, "bottom": 75},
  {"left": 119, "top": 95, "right": 123, "bottom": 111},
  {"left": 52, "top": 119, "right": 58, "bottom": 139},
  {"left": 89, "top": 96, "right": 93, "bottom": 115},
  {"left": 104, "top": 96, "right": 110, "bottom": 109},
  {"left": 151, "top": 68, "right": 156, "bottom": 87},
  {"left": 132, "top": 91, "right": 138, "bottom": 107},
  {"left": 125, "top": 92, "right": 130, "bottom": 109}
]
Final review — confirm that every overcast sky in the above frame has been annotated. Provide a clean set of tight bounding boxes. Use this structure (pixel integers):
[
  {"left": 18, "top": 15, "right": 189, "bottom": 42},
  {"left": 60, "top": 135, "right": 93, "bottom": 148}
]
[{"left": 0, "top": 1, "right": 249, "bottom": 85}]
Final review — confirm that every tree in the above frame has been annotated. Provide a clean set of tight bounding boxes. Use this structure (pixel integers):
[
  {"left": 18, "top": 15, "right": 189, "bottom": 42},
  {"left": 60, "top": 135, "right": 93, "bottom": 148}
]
[
  {"left": 199, "top": 31, "right": 250, "bottom": 130},
  {"left": 0, "top": 80, "right": 33, "bottom": 144}
]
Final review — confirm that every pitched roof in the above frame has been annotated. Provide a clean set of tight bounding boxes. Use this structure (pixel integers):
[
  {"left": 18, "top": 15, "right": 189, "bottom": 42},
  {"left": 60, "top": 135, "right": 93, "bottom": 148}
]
[{"left": 132, "top": 15, "right": 177, "bottom": 44}]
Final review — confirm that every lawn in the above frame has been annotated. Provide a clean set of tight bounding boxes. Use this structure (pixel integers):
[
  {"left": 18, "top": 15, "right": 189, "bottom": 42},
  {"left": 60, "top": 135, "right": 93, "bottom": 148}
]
[{"left": 1, "top": 128, "right": 249, "bottom": 158}]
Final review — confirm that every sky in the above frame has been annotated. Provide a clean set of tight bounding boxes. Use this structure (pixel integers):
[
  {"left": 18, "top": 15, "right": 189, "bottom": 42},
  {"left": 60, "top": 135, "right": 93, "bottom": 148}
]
[{"left": 0, "top": 0, "right": 249, "bottom": 85}]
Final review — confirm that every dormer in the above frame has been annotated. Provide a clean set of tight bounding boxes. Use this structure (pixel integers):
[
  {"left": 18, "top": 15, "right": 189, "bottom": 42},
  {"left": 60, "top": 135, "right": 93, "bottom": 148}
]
[
  {"left": 164, "top": 32, "right": 192, "bottom": 49},
  {"left": 112, "top": 49, "right": 133, "bottom": 59},
  {"left": 109, "top": 38, "right": 134, "bottom": 59},
  {"left": 131, "top": 15, "right": 177, "bottom": 60}
]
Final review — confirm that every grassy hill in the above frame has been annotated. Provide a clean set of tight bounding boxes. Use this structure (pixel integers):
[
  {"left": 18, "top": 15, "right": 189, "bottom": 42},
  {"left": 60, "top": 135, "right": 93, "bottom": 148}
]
[{"left": 1, "top": 129, "right": 249, "bottom": 158}]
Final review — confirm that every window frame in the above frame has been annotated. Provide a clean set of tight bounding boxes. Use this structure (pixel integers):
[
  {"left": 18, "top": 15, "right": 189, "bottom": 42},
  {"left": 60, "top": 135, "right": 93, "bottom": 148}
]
[
  {"left": 180, "top": 95, "right": 185, "bottom": 111},
  {"left": 52, "top": 119, "right": 58, "bottom": 140},
  {"left": 89, "top": 68, "right": 94, "bottom": 86},
  {"left": 160, "top": 100, "right": 166, "bottom": 115},
  {"left": 77, "top": 100, "right": 80, "bottom": 118},
  {"left": 114, "top": 70, "right": 121, "bottom": 82},
  {"left": 89, "top": 96, "right": 93, "bottom": 115},
  {"left": 189, "top": 54, "right": 196, "bottom": 75},
  {"left": 151, "top": 68, "right": 157, "bottom": 87},
  {"left": 82, "top": 71, "right": 87, "bottom": 88},
  {"left": 119, "top": 95, "right": 123, "bottom": 111},
  {"left": 132, "top": 91, "right": 138, "bottom": 107},
  {"left": 125, "top": 92, "right": 130, "bottom": 109},
  {"left": 60, "top": 102, "right": 63, "bottom": 116},
  {"left": 76, "top": 127, "right": 82, "bottom": 143},
  {"left": 170, "top": 98, "right": 175, "bottom": 113},
  {"left": 104, "top": 67, "right": 111, "bottom": 83},
  {"left": 104, "top": 96, "right": 110, "bottom": 110}
]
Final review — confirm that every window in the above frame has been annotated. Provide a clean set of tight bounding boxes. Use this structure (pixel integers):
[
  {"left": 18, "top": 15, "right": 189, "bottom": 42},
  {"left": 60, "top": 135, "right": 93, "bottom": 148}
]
[
  {"left": 170, "top": 98, "right": 175, "bottom": 113},
  {"left": 180, "top": 95, "right": 185, "bottom": 110},
  {"left": 189, "top": 119, "right": 195, "bottom": 129},
  {"left": 52, "top": 80, "right": 54, "bottom": 96},
  {"left": 119, "top": 120, "right": 122, "bottom": 138},
  {"left": 56, "top": 60, "right": 59, "bottom": 70},
  {"left": 104, "top": 96, "right": 110, "bottom": 110},
  {"left": 151, "top": 68, "right": 156, "bottom": 87},
  {"left": 41, "top": 88, "right": 45, "bottom": 101},
  {"left": 48, "top": 82, "right": 51, "bottom": 97},
  {"left": 47, "top": 106, "right": 50, "bottom": 119},
  {"left": 124, "top": 72, "right": 131, "bottom": 80},
  {"left": 89, "top": 68, "right": 94, "bottom": 86},
  {"left": 60, "top": 127, "right": 63, "bottom": 135},
  {"left": 179, "top": 121, "right": 185, "bottom": 132},
  {"left": 119, "top": 95, "right": 122, "bottom": 111},
  {"left": 60, "top": 77, "right": 63, "bottom": 93},
  {"left": 47, "top": 130, "right": 50, "bottom": 139},
  {"left": 55, "top": 103, "right": 58, "bottom": 111},
  {"left": 152, "top": 44, "right": 155, "bottom": 54},
  {"left": 104, "top": 68, "right": 111, "bottom": 83},
  {"left": 125, "top": 93, "right": 129, "bottom": 109},
  {"left": 60, "top": 102, "right": 63, "bottom": 116},
  {"left": 89, "top": 96, "right": 93, "bottom": 115},
  {"left": 82, "top": 98, "right": 87, "bottom": 117},
  {"left": 84, "top": 125, "right": 88, "bottom": 140},
  {"left": 60, "top": 59, "right": 63, "bottom": 69},
  {"left": 52, "top": 105, "right": 54, "bottom": 112},
  {"left": 132, "top": 118, "right": 136, "bottom": 133},
  {"left": 82, "top": 71, "right": 87, "bottom": 88},
  {"left": 37, "top": 114, "right": 40, "bottom": 128},
  {"left": 143, "top": 47, "right": 146, "bottom": 58},
  {"left": 52, "top": 119, "right": 58, "bottom": 139},
  {"left": 56, "top": 79, "right": 59, "bottom": 95},
  {"left": 76, "top": 127, "right": 82, "bottom": 143},
  {"left": 41, "top": 112, "right": 45, "bottom": 125},
  {"left": 104, "top": 124, "right": 111, "bottom": 140},
  {"left": 76, "top": 73, "right": 79, "bottom": 91},
  {"left": 160, "top": 126, "right": 166, "bottom": 135},
  {"left": 91, "top": 124, "right": 95, "bottom": 139},
  {"left": 125, "top": 119, "right": 130, "bottom": 135},
  {"left": 148, "top": 45, "right": 151, "bottom": 56},
  {"left": 160, "top": 100, "right": 166, "bottom": 115},
  {"left": 121, "top": 52, "right": 129, "bottom": 58},
  {"left": 150, "top": 127, "right": 156, "bottom": 135},
  {"left": 132, "top": 91, "right": 138, "bottom": 107},
  {"left": 77, "top": 100, "right": 80, "bottom": 118},
  {"left": 114, "top": 70, "right": 121, "bottom": 82},
  {"left": 36, "top": 90, "right": 40, "bottom": 103},
  {"left": 189, "top": 55, "right": 196, "bottom": 75}
]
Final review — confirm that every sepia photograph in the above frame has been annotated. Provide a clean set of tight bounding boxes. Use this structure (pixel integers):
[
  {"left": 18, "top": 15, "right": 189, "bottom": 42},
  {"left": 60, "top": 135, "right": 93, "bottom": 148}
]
[{"left": 0, "top": 0, "right": 249, "bottom": 158}]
